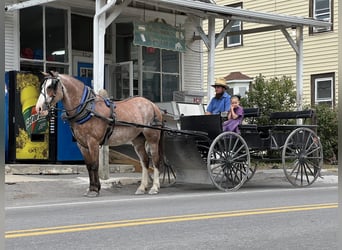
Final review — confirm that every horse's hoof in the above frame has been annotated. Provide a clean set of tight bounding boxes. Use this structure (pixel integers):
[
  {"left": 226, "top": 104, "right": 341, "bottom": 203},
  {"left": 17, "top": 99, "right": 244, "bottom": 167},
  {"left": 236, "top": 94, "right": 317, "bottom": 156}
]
[
  {"left": 148, "top": 189, "right": 159, "bottom": 195},
  {"left": 135, "top": 189, "right": 146, "bottom": 195},
  {"left": 83, "top": 190, "right": 100, "bottom": 198}
]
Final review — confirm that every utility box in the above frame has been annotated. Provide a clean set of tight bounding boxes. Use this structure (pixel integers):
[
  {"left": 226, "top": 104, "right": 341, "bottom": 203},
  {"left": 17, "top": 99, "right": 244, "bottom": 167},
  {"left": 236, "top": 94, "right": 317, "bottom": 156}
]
[{"left": 173, "top": 90, "right": 205, "bottom": 104}]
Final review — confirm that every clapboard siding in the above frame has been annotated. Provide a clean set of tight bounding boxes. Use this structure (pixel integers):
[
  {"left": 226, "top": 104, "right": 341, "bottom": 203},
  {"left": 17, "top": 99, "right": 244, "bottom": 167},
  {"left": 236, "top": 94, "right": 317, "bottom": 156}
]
[
  {"left": 183, "top": 16, "right": 204, "bottom": 92},
  {"left": 5, "top": 0, "right": 19, "bottom": 71},
  {"left": 204, "top": 0, "right": 338, "bottom": 105}
]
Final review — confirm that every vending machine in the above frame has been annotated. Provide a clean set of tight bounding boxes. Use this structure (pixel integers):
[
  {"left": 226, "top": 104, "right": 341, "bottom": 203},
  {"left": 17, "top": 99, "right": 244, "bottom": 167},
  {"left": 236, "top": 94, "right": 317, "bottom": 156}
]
[{"left": 6, "top": 71, "right": 55, "bottom": 163}]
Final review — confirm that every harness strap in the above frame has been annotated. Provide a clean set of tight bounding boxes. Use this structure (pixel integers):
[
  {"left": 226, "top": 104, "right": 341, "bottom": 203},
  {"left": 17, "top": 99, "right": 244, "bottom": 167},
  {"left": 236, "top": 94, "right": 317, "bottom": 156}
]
[{"left": 62, "top": 86, "right": 95, "bottom": 124}]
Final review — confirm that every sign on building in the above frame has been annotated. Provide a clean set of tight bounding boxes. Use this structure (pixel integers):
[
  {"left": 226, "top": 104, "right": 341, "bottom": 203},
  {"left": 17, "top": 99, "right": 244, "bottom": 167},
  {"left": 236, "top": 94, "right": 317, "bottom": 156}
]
[{"left": 133, "top": 19, "right": 185, "bottom": 52}]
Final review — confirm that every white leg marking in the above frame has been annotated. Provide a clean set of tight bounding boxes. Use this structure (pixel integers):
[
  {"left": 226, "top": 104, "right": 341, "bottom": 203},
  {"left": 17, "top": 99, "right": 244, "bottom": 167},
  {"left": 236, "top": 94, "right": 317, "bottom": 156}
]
[
  {"left": 148, "top": 167, "right": 160, "bottom": 195},
  {"left": 135, "top": 166, "right": 148, "bottom": 195}
]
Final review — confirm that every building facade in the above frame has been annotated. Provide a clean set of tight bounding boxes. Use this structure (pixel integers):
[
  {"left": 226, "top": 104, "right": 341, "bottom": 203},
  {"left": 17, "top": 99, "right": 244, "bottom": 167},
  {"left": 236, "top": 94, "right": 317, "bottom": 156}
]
[{"left": 203, "top": 0, "right": 338, "bottom": 107}]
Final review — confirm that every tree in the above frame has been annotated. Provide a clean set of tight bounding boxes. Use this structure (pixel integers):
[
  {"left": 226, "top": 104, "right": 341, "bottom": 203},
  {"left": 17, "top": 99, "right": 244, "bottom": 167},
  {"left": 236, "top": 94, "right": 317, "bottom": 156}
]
[{"left": 241, "top": 74, "right": 296, "bottom": 125}]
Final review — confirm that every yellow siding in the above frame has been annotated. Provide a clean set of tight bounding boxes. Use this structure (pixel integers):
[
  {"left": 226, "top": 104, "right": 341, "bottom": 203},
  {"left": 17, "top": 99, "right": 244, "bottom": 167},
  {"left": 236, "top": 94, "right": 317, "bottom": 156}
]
[{"left": 203, "top": 0, "right": 339, "bottom": 105}]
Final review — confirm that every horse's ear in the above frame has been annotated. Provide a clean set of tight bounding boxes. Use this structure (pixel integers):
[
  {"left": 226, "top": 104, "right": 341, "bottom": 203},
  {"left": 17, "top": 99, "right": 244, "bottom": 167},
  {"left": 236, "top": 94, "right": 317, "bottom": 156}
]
[{"left": 41, "top": 72, "right": 50, "bottom": 77}]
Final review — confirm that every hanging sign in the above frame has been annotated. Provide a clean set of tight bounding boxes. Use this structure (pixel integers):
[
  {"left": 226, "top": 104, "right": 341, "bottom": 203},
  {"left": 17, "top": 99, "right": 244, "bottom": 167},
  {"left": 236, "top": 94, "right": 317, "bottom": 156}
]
[{"left": 133, "top": 20, "right": 186, "bottom": 52}]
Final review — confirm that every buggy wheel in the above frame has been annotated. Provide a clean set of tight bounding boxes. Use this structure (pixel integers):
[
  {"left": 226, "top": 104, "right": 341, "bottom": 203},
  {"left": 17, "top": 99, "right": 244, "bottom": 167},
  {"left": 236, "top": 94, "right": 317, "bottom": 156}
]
[
  {"left": 149, "top": 156, "right": 176, "bottom": 187},
  {"left": 245, "top": 163, "right": 257, "bottom": 182},
  {"left": 159, "top": 156, "right": 177, "bottom": 187},
  {"left": 282, "top": 127, "right": 323, "bottom": 187},
  {"left": 207, "top": 132, "right": 250, "bottom": 191}
]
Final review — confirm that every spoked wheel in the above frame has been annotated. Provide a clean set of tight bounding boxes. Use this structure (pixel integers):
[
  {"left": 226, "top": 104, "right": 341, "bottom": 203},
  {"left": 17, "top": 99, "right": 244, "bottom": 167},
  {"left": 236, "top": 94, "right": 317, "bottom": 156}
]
[
  {"left": 282, "top": 127, "right": 323, "bottom": 187},
  {"left": 159, "top": 156, "right": 177, "bottom": 187},
  {"left": 207, "top": 132, "right": 250, "bottom": 191},
  {"left": 148, "top": 156, "right": 177, "bottom": 187},
  {"left": 245, "top": 162, "right": 257, "bottom": 182}
]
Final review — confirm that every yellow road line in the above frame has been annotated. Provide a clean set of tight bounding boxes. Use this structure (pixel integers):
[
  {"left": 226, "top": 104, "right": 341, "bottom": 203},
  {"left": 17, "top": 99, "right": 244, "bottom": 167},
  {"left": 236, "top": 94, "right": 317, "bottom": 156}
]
[{"left": 6, "top": 203, "right": 337, "bottom": 239}]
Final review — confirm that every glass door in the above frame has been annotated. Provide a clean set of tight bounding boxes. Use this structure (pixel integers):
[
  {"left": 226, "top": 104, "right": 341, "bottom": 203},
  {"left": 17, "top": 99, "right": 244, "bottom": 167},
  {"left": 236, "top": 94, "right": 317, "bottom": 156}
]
[{"left": 113, "top": 61, "right": 134, "bottom": 100}]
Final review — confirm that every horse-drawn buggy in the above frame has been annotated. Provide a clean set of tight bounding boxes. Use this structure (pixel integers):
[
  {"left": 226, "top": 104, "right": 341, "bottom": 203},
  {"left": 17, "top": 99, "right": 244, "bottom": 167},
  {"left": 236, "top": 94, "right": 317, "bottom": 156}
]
[
  {"left": 35, "top": 73, "right": 323, "bottom": 196},
  {"left": 160, "top": 107, "right": 323, "bottom": 191}
]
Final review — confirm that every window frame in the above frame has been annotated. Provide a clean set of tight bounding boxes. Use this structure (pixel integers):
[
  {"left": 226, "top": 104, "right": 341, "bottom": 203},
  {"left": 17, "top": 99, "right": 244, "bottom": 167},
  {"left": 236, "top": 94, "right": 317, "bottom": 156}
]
[
  {"left": 309, "top": 0, "right": 333, "bottom": 34},
  {"left": 142, "top": 47, "right": 181, "bottom": 102},
  {"left": 224, "top": 2, "right": 243, "bottom": 48},
  {"left": 311, "top": 72, "right": 335, "bottom": 107},
  {"left": 19, "top": 6, "right": 71, "bottom": 73}
]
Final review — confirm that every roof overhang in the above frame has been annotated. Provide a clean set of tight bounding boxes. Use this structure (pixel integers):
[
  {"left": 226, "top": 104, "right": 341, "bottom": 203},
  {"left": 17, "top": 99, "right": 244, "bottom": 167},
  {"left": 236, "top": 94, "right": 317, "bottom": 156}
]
[
  {"left": 5, "top": 0, "right": 331, "bottom": 30},
  {"left": 134, "top": 0, "right": 331, "bottom": 29}
]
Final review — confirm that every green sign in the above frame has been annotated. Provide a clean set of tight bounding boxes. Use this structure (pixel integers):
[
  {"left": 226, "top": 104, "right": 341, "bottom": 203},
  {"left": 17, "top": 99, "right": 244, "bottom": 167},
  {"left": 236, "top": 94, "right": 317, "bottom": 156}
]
[{"left": 133, "top": 20, "right": 185, "bottom": 52}]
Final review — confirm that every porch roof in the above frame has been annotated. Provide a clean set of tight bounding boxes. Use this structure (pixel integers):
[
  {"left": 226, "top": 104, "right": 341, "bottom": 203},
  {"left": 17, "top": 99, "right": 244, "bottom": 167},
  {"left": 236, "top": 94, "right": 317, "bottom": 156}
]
[{"left": 5, "top": 0, "right": 331, "bottom": 29}]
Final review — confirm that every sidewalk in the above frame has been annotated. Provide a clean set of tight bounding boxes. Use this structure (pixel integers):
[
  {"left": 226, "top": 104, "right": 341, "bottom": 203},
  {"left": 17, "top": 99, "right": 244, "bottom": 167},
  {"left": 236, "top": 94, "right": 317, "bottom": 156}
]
[
  {"left": 5, "top": 163, "right": 338, "bottom": 185},
  {"left": 5, "top": 163, "right": 141, "bottom": 185}
]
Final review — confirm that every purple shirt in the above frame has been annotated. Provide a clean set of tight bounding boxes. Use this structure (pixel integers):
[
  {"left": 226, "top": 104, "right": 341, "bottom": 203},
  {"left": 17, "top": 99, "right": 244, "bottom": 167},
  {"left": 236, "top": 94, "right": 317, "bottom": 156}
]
[{"left": 222, "top": 106, "right": 244, "bottom": 133}]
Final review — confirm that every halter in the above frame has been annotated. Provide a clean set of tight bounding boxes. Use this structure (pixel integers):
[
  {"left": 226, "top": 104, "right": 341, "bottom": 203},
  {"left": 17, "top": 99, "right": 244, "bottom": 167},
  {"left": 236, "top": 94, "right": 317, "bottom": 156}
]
[{"left": 40, "top": 75, "right": 61, "bottom": 110}]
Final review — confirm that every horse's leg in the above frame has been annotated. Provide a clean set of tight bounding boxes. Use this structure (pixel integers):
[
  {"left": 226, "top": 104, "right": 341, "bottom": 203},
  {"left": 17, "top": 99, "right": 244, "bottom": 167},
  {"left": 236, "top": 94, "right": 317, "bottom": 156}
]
[
  {"left": 146, "top": 140, "right": 160, "bottom": 195},
  {"left": 132, "top": 136, "right": 150, "bottom": 195},
  {"left": 80, "top": 144, "right": 101, "bottom": 197}
]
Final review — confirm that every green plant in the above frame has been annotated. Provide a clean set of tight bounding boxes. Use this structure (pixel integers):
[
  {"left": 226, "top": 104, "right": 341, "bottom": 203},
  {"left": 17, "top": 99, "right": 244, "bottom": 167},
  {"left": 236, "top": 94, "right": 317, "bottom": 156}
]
[
  {"left": 314, "top": 104, "right": 338, "bottom": 164},
  {"left": 241, "top": 74, "right": 296, "bottom": 125}
]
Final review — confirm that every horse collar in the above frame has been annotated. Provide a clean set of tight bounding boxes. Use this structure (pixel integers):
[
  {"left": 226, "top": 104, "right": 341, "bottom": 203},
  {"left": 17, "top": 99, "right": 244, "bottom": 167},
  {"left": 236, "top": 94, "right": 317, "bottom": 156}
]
[{"left": 62, "top": 86, "right": 95, "bottom": 124}]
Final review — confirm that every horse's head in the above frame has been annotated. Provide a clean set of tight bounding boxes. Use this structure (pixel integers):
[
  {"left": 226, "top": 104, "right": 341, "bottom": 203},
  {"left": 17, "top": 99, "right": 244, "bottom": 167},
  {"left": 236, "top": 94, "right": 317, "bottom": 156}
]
[{"left": 35, "top": 72, "right": 63, "bottom": 115}]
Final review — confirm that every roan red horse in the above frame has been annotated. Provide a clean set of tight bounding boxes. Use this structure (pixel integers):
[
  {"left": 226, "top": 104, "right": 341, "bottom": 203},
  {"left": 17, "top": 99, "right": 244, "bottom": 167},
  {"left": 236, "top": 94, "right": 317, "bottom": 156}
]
[{"left": 35, "top": 72, "right": 163, "bottom": 197}]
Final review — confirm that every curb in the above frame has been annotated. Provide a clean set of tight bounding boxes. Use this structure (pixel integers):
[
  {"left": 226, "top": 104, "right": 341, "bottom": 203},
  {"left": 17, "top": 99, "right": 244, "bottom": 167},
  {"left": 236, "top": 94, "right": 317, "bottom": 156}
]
[{"left": 5, "top": 164, "right": 136, "bottom": 175}]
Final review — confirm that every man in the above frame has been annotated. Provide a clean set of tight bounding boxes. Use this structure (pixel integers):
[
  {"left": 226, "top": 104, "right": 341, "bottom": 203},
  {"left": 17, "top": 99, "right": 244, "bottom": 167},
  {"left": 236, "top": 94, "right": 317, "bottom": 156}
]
[{"left": 205, "top": 78, "right": 231, "bottom": 115}]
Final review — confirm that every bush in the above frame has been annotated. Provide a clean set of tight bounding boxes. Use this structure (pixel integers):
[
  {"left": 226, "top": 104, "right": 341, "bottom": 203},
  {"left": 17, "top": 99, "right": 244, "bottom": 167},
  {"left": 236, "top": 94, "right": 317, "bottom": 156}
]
[
  {"left": 241, "top": 74, "right": 296, "bottom": 125},
  {"left": 314, "top": 104, "right": 338, "bottom": 164}
]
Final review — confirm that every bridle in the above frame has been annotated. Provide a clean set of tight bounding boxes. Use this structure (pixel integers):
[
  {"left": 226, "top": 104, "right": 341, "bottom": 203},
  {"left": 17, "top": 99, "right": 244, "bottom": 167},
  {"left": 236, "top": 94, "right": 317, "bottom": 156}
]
[{"left": 40, "top": 75, "right": 61, "bottom": 110}]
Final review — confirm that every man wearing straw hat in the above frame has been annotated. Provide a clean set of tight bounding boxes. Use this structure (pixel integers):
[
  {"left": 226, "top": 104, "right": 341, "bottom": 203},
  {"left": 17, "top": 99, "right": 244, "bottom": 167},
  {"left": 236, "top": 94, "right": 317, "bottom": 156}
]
[{"left": 205, "top": 78, "right": 231, "bottom": 115}]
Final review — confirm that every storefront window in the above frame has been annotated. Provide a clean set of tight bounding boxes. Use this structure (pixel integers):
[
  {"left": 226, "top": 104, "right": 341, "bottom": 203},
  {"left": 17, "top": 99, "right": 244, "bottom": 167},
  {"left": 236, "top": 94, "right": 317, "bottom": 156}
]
[
  {"left": 20, "top": 7, "right": 43, "bottom": 60},
  {"left": 71, "top": 14, "right": 112, "bottom": 53},
  {"left": 20, "top": 6, "right": 69, "bottom": 73},
  {"left": 46, "top": 8, "right": 68, "bottom": 63},
  {"left": 142, "top": 47, "right": 180, "bottom": 102}
]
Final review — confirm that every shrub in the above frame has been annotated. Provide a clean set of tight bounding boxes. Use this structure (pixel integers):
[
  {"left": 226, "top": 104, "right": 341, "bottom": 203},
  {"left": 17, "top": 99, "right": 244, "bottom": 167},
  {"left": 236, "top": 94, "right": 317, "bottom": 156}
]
[
  {"left": 241, "top": 74, "right": 296, "bottom": 125},
  {"left": 314, "top": 104, "right": 338, "bottom": 164}
]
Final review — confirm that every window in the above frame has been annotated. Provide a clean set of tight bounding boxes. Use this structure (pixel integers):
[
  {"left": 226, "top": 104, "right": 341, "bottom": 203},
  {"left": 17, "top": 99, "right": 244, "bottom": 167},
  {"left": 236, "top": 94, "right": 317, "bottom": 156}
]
[
  {"left": 71, "top": 14, "right": 112, "bottom": 53},
  {"left": 310, "top": 0, "right": 333, "bottom": 33},
  {"left": 142, "top": 47, "right": 180, "bottom": 102},
  {"left": 20, "top": 6, "right": 69, "bottom": 73},
  {"left": 311, "top": 73, "right": 335, "bottom": 106},
  {"left": 224, "top": 3, "right": 243, "bottom": 48}
]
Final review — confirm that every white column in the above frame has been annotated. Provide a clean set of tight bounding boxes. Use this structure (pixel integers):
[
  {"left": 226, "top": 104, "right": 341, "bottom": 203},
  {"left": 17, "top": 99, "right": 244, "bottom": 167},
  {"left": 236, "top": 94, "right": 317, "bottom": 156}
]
[
  {"left": 296, "top": 26, "right": 303, "bottom": 111},
  {"left": 207, "top": 17, "right": 215, "bottom": 100},
  {"left": 93, "top": 0, "right": 106, "bottom": 92}
]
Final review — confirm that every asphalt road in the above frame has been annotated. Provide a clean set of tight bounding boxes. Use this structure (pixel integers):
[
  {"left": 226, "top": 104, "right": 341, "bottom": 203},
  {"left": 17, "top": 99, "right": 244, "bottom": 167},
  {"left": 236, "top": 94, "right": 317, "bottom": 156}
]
[{"left": 5, "top": 169, "right": 338, "bottom": 250}]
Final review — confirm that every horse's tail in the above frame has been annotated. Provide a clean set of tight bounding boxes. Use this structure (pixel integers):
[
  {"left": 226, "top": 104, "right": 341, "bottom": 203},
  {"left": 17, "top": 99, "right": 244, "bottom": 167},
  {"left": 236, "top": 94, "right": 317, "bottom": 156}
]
[{"left": 151, "top": 102, "right": 164, "bottom": 171}]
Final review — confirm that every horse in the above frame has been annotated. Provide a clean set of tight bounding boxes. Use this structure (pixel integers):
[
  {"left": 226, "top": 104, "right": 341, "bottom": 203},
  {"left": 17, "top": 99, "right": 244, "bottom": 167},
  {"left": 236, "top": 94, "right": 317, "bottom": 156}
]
[{"left": 35, "top": 72, "right": 163, "bottom": 197}]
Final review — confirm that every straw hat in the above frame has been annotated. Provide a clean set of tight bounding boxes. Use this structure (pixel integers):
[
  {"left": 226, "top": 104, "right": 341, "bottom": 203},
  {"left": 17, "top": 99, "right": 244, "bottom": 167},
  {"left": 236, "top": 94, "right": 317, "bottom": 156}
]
[{"left": 211, "top": 78, "right": 228, "bottom": 89}]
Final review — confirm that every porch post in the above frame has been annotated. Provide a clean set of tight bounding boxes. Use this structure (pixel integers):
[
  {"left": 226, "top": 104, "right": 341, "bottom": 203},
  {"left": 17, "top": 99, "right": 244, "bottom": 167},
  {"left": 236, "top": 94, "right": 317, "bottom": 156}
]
[
  {"left": 296, "top": 26, "right": 303, "bottom": 111},
  {"left": 207, "top": 17, "right": 216, "bottom": 100}
]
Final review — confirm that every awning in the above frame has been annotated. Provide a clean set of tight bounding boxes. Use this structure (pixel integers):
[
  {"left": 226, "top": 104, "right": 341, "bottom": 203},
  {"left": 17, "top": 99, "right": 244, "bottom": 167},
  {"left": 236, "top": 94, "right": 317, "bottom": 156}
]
[{"left": 135, "top": 0, "right": 331, "bottom": 29}]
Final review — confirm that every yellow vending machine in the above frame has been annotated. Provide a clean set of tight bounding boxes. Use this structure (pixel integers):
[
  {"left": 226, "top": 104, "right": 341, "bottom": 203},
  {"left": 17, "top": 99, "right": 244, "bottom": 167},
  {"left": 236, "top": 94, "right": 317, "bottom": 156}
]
[{"left": 7, "top": 71, "right": 55, "bottom": 162}]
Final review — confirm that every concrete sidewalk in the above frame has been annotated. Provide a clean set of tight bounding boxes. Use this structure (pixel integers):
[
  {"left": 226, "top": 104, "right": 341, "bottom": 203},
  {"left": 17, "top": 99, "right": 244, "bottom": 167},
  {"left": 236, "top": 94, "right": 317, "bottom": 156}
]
[
  {"left": 5, "top": 163, "right": 140, "bottom": 185},
  {"left": 5, "top": 164, "right": 338, "bottom": 185}
]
